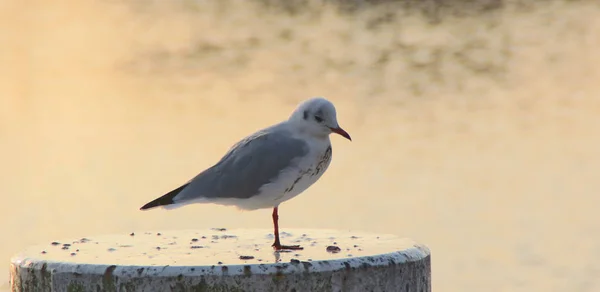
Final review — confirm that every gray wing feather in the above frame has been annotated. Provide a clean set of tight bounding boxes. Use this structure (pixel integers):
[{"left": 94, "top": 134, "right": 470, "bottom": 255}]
[{"left": 173, "top": 124, "right": 309, "bottom": 202}]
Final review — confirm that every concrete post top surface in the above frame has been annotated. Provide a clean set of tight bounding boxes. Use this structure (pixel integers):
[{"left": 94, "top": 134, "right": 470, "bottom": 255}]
[{"left": 11, "top": 228, "right": 429, "bottom": 276}]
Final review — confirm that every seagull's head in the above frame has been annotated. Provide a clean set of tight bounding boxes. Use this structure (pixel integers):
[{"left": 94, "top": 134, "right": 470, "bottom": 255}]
[{"left": 289, "top": 97, "right": 351, "bottom": 141}]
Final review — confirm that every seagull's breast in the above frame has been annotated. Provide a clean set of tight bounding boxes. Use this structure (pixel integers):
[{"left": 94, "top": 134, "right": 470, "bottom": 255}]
[
  {"left": 311, "top": 145, "right": 332, "bottom": 177},
  {"left": 256, "top": 140, "right": 333, "bottom": 206}
]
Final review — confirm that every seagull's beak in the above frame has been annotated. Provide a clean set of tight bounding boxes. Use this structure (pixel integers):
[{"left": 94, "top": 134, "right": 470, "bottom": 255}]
[{"left": 330, "top": 126, "right": 352, "bottom": 141}]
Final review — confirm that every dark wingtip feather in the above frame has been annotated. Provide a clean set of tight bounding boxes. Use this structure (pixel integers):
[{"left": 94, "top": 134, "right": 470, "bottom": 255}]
[{"left": 139, "top": 183, "right": 189, "bottom": 211}]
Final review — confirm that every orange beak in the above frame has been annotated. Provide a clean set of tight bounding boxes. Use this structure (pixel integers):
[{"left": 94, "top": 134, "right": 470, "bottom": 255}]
[{"left": 330, "top": 126, "right": 352, "bottom": 141}]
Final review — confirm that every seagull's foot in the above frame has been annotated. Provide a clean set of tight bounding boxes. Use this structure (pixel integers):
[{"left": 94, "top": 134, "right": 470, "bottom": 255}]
[{"left": 272, "top": 243, "right": 304, "bottom": 251}]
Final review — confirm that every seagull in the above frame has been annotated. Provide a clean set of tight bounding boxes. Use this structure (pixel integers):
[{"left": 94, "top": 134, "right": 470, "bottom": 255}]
[{"left": 139, "top": 97, "right": 351, "bottom": 250}]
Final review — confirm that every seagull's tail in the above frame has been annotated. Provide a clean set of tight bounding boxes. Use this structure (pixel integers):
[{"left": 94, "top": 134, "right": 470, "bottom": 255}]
[{"left": 139, "top": 183, "right": 189, "bottom": 211}]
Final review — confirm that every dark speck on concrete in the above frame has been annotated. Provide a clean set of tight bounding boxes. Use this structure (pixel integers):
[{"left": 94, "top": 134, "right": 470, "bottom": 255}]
[
  {"left": 63, "top": 243, "right": 71, "bottom": 247},
  {"left": 80, "top": 238, "right": 90, "bottom": 243},
  {"left": 239, "top": 255, "right": 254, "bottom": 260},
  {"left": 243, "top": 265, "right": 252, "bottom": 276},
  {"left": 76, "top": 249, "right": 80, "bottom": 252},
  {"left": 104, "top": 265, "right": 117, "bottom": 283},
  {"left": 191, "top": 238, "right": 199, "bottom": 242},
  {"left": 217, "top": 261, "right": 223, "bottom": 265},
  {"left": 70, "top": 253, "right": 77, "bottom": 256},
  {"left": 157, "top": 233, "right": 162, "bottom": 236},
  {"left": 41, "top": 250, "right": 47, "bottom": 254},
  {"left": 326, "top": 246, "right": 341, "bottom": 253},
  {"left": 107, "top": 248, "right": 116, "bottom": 252},
  {"left": 354, "top": 245, "right": 359, "bottom": 248},
  {"left": 333, "top": 242, "right": 337, "bottom": 244},
  {"left": 156, "top": 247, "right": 161, "bottom": 250},
  {"left": 351, "top": 236, "right": 359, "bottom": 239},
  {"left": 130, "top": 232, "right": 135, "bottom": 236},
  {"left": 211, "top": 228, "right": 227, "bottom": 232},
  {"left": 212, "top": 235, "right": 219, "bottom": 240},
  {"left": 221, "top": 235, "right": 237, "bottom": 239},
  {"left": 62, "top": 246, "right": 69, "bottom": 250},
  {"left": 190, "top": 246, "right": 204, "bottom": 249},
  {"left": 51, "top": 242, "right": 60, "bottom": 246}
]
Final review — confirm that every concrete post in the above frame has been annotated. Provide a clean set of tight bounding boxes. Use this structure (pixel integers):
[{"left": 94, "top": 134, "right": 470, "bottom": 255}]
[{"left": 10, "top": 228, "right": 431, "bottom": 292}]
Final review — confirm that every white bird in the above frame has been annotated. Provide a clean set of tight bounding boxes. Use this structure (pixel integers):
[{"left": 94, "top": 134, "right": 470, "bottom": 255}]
[{"left": 140, "top": 97, "right": 351, "bottom": 250}]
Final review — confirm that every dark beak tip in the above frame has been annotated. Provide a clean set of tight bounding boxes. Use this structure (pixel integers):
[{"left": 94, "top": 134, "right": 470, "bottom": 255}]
[{"left": 342, "top": 132, "right": 352, "bottom": 141}]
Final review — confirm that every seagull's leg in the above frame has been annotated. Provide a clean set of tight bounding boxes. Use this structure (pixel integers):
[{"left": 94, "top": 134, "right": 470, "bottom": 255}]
[
  {"left": 271, "top": 207, "right": 281, "bottom": 247},
  {"left": 271, "top": 206, "right": 303, "bottom": 250}
]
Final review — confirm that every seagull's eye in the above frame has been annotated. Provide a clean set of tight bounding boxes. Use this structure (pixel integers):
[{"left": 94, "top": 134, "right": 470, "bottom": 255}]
[{"left": 314, "top": 116, "right": 323, "bottom": 123}]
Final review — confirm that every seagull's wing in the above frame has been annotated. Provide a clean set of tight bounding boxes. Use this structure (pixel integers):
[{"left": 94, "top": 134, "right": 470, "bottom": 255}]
[{"left": 140, "top": 124, "right": 309, "bottom": 210}]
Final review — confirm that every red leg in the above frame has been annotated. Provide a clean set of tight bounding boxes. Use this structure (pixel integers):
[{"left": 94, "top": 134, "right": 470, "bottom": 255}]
[{"left": 271, "top": 206, "right": 303, "bottom": 251}]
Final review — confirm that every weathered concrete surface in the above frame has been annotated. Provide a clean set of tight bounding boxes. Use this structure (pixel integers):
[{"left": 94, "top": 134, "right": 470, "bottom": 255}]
[{"left": 10, "top": 229, "right": 431, "bottom": 292}]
